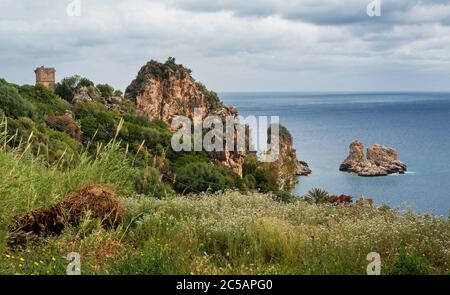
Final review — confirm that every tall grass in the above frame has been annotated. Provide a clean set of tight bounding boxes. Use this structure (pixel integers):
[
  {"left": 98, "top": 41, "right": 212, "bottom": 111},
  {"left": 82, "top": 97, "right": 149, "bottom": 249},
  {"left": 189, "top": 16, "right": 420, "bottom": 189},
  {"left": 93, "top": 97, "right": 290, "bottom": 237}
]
[
  {"left": 0, "top": 117, "right": 137, "bottom": 218},
  {"left": 1, "top": 117, "right": 449, "bottom": 275},
  {"left": 116, "top": 192, "right": 450, "bottom": 275}
]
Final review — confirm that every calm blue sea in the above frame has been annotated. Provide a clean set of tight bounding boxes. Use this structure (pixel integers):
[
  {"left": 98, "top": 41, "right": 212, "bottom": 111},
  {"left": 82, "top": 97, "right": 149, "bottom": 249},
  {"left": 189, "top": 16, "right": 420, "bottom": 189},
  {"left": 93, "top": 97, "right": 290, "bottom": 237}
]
[{"left": 220, "top": 92, "right": 450, "bottom": 216}]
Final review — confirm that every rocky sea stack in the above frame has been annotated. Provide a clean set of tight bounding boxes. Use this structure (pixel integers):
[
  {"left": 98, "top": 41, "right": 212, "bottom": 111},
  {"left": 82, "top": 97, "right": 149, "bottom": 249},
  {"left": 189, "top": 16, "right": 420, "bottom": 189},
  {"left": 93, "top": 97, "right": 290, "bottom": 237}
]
[{"left": 339, "top": 140, "right": 407, "bottom": 176}]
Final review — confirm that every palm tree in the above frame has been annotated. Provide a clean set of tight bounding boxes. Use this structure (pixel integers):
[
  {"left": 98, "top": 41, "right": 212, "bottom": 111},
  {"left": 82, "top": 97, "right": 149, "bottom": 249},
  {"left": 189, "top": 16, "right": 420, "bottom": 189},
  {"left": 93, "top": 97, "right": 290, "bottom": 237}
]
[{"left": 305, "top": 188, "right": 329, "bottom": 203}]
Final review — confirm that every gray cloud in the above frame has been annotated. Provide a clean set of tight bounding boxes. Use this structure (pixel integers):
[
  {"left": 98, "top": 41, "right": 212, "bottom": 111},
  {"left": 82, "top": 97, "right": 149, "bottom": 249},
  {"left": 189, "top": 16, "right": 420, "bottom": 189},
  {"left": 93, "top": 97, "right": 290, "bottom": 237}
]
[{"left": 0, "top": 0, "right": 449, "bottom": 91}]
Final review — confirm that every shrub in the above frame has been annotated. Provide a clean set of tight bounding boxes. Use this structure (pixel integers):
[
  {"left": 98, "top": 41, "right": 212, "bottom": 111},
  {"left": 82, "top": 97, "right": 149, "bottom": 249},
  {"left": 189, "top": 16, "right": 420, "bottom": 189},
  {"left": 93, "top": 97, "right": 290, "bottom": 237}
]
[
  {"left": 96, "top": 84, "right": 114, "bottom": 98},
  {"left": 18, "top": 84, "right": 70, "bottom": 118},
  {"left": 74, "top": 102, "right": 118, "bottom": 143},
  {"left": 305, "top": 188, "right": 330, "bottom": 203},
  {"left": 388, "top": 249, "right": 432, "bottom": 275},
  {"left": 0, "top": 79, "right": 37, "bottom": 119},
  {"left": 46, "top": 114, "right": 81, "bottom": 140},
  {"left": 134, "top": 166, "right": 174, "bottom": 199},
  {"left": 55, "top": 75, "right": 94, "bottom": 102},
  {"left": 174, "top": 162, "right": 241, "bottom": 194},
  {"left": 113, "top": 89, "right": 123, "bottom": 97}
]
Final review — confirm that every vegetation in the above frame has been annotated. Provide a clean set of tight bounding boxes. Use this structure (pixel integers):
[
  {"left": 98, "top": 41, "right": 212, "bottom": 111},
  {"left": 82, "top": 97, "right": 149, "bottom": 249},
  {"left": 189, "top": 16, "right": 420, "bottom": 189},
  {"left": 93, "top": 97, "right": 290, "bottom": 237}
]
[
  {"left": 0, "top": 136, "right": 449, "bottom": 274},
  {"left": 0, "top": 66, "right": 448, "bottom": 275},
  {"left": 55, "top": 75, "right": 94, "bottom": 102},
  {"left": 96, "top": 84, "right": 114, "bottom": 99}
]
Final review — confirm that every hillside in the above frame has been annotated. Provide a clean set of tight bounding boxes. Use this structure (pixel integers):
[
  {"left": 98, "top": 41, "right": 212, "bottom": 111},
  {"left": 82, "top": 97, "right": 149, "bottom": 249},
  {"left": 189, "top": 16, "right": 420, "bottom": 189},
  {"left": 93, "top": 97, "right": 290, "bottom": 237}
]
[{"left": 0, "top": 59, "right": 449, "bottom": 275}]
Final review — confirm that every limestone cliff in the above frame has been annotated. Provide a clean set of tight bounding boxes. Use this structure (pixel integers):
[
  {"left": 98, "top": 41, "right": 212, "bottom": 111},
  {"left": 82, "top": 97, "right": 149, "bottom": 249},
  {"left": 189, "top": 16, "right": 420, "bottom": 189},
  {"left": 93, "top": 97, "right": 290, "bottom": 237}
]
[
  {"left": 125, "top": 58, "right": 245, "bottom": 176},
  {"left": 266, "top": 124, "right": 311, "bottom": 191},
  {"left": 340, "top": 140, "right": 407, "bottom": 176}
]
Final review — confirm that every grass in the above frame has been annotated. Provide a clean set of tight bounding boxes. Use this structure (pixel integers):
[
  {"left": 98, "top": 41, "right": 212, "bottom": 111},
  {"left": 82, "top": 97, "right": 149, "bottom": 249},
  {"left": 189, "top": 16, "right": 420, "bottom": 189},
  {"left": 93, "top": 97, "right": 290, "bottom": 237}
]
[{"left": 0, "top": 119, "right": 449, "bottom": 275}]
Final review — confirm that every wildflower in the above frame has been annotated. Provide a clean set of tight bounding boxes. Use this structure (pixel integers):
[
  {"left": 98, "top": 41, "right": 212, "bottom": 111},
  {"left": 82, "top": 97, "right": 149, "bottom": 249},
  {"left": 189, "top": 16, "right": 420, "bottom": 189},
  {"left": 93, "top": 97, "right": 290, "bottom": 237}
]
[
  {"left": 34, "top": 261, "right": 39, "bottom": 266},
  {"left": 5, "top": 254, "right": 11, "bottom": 259},
  {"left": 19, "top": 257, "right": 25, "bottom": 262},
  {"left": 39, "top": 260, "right": 44, "bottom": 264},
  {"left": 19, "top": 264, "right": 23, "bottom": 268},
  {"left": 51, "top": 257, "right": 56, "bottom": 261}
]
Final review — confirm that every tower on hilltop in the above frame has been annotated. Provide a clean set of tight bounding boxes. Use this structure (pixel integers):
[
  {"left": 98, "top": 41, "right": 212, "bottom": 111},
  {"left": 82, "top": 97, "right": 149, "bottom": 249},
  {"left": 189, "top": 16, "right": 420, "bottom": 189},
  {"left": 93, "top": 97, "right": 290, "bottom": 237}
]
[{"left": 34, "top": 66, "right": 56, "bottom": 91}]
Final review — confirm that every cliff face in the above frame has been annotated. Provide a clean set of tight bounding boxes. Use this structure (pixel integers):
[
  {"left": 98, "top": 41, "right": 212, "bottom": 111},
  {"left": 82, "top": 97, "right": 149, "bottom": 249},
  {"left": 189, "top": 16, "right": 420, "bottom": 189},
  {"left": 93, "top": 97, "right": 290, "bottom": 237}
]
[
  {"left": 340, "top": 140, "right": 407, "bottom": 176},
  {"left": 267, "top": 124, "right": 311, "bottom": 191},
  {"left": 125, "top": 59, "right": 245, "bottom": 176}
]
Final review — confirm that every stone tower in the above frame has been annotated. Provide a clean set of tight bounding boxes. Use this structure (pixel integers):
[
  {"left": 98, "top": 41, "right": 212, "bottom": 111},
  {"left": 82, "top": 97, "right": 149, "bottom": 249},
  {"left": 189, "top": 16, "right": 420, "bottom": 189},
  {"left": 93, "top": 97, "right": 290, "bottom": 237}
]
[{"left": 34, "top": 66, "right": 56, "bottom": 91}]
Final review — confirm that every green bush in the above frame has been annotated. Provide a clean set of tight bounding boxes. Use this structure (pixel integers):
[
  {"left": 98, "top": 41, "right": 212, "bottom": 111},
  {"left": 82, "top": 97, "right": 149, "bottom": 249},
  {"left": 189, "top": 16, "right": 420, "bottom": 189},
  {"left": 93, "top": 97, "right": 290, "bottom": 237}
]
[
  {"left": 174, "top": 162, "right": 244, "bottom": 194},
  {"left": 0, "top": 79, "right": 37, "bottom": 119},
  {"left": 388, "top": 249, "right": 432, "bottom": 275},
  {"left": 96, "top": 84, "right": 114, "bottom": 98},
  {"left": 55, "top": 75, "right": 94, "bottom": 102},
  {"left": 134, "top": 166, "right": 174, "bottom": 198},
  {"left": 75, "top": 102, "right": 119, "bottom": 143},
  {"left": 46, "top": 114, "right": 81, "bottom": 140},
  {"left": 19, "top": 84, "right": 70, "bottom": 119}
]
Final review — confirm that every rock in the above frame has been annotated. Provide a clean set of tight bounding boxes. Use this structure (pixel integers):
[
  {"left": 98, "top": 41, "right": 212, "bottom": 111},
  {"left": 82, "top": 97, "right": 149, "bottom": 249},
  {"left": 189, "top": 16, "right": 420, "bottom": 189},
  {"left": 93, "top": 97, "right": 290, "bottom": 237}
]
[
  {"left": 265, "top": 124, "right": 311, "bottom": 191},
  {"left": 72, "top": 85, "right": 102, "bottom": 104},
  {"left": 125, "top": 58, "right": 245, "bottom": 176},
  {"left": 296, "top": 160, "right": 312, "bottom": 176},
  {"left": 340, "top": 141, "right": 407, "bottom": 176}
]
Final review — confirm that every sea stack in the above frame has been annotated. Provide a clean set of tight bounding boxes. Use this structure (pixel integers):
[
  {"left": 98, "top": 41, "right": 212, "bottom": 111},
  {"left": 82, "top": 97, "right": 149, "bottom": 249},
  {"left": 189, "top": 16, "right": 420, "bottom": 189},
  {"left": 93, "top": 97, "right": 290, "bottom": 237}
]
[{"left": 339, "top": 140, "right": 407, "bottom": 176}]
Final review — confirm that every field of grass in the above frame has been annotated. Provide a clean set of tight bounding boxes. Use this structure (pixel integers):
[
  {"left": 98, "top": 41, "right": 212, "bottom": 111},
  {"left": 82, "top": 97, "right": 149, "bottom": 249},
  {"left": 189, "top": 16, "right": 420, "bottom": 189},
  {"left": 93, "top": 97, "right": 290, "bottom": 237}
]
[{"left": 0, "top": 120, "right": 449, "bottom": 275}]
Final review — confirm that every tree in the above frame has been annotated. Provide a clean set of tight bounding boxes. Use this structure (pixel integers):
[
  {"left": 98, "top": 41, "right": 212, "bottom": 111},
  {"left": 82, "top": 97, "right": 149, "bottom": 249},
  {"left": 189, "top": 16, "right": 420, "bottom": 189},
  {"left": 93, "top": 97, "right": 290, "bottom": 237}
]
[
  {"left": 113, "top": 89, "right": 123, "bottom": 97},
  {"left": 96, "top": 84, "right": 114, "bottom": 98},
  {"left": 55, "top": 75, "right": 94, "bottom": 102}
]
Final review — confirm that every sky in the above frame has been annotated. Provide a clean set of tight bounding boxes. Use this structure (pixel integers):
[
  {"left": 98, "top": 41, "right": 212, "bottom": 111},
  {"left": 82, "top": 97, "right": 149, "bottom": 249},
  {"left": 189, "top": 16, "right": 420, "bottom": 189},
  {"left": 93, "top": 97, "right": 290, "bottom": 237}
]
[{"left": 1, "top": 0, "right": 450, "bottom": 92}]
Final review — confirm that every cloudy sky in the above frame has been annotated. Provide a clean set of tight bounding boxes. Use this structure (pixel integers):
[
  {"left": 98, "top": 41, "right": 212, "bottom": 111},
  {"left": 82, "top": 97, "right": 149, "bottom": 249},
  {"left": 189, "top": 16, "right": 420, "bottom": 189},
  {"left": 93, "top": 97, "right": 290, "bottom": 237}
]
[{"left": 1, "top": 0, "right": 450, "bottom": 92}]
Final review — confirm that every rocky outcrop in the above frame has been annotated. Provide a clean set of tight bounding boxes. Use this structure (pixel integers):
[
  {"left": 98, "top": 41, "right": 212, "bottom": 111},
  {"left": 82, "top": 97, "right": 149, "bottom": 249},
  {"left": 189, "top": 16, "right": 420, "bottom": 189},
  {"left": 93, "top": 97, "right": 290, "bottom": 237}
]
[
  {"left": 265, "top": 124, "right": 311, "bottom": 191},
  {"left": 72, "top": 85, "right": 102, "bottom": 104},
  {"left": 125, "top": 58, "right": 245, "bottom": 176},
  {"left": 73, "top": 85, "right": 127, "bottom": 111},
  {"left": 340, "top": 140, "right": 407, "bottom": 176},
  {"left": 125, "top": 58, "right": 222, "bottom": 121},
  {"left": 206, "top": 105, "right": 246, "bottom": 176}
]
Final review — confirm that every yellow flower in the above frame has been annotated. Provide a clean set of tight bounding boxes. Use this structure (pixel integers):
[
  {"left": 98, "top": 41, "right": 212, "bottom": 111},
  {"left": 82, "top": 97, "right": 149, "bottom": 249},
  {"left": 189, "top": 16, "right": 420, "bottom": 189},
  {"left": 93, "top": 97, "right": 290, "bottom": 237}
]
[
  {"left": 34, "top": 261, "right": 39, "bottom": 266},
  {"left": 19, "top": 264, "right": 23, "bottom": 268},
  {"left": 19, "top": 257, "right": 25, "bottom": 262},
  {"left": 5, "top": 254, "right": 11, "bottom": 258},
  {"left": 51, "top": 257, "right": 56, "bottom": 261},
  {"left": 39, "top": 260, "right": 44, "bottom": 264}
]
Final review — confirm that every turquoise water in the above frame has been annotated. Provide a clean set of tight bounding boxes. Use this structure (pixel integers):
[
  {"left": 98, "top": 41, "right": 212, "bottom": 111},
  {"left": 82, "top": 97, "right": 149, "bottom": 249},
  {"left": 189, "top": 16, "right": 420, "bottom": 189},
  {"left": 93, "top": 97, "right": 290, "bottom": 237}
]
[{"left": 220, "top": 92, "right": 450, "bottom": 216}]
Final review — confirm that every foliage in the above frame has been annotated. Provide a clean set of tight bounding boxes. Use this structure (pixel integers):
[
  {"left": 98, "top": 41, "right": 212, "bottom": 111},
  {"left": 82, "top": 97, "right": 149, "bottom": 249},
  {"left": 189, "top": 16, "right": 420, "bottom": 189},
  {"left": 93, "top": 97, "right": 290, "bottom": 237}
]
[
  {"left": 125, "top": 57, "right": 192, "bottom": 99},
  {"left": 96, "top": 84, "right": 114, "bottom": 98},
  {"left": 74, "top": 102, "right": 119, "bottom": 143},
  {"left": 113, "top": 89, "right": 123, "bottom": 97},
  {"left": 387, "top": 248, "right": 432, "bottom": 275},
  {"left": 18, "top": 84, "right": 70, "bottom": 119},
  {"left": 1, "top": 117, "right": 449, "bottom": 275},
  {"left": 0, "top": 79, "right": 37, "bottom": 119},
  {"left": 196, "top": 82, "right": 223, "bottom": 111},
  {"left": 55, "top": 75, "right": 94, "bottom": 102},
  {"left": 46, "top": 114, "right": 81, "bottom": 140},
  {"left": 243, "top": 154, "right": 279, "bottom": 192},
  {"left": 174, "top": 162, "right": 243, "bottom": 194},
  {"left": 304, "top": 188, "right": 330, "bottom": 203},
  {"left": 134, "top": 166, "right": 174, "bottom": 199}
]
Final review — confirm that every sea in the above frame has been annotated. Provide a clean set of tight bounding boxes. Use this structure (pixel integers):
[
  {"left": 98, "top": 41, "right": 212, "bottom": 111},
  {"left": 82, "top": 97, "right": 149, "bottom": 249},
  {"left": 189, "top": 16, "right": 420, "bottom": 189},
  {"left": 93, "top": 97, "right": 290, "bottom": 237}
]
[{"left": 220, "top": 92, "right": 450, "bottom": 216}]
